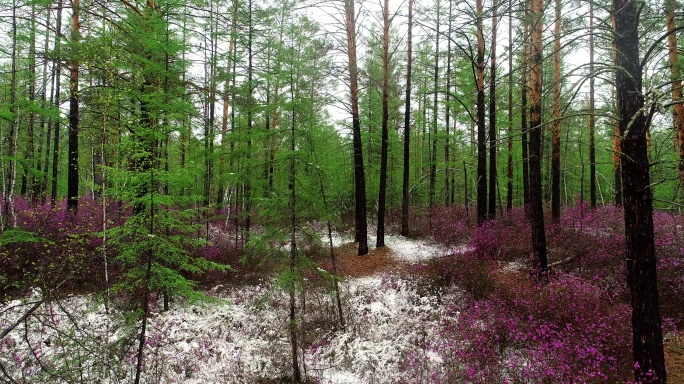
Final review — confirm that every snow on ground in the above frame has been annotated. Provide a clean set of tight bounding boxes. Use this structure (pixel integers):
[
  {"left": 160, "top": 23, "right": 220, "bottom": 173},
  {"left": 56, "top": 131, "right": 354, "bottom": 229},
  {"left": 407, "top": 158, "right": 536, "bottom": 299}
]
[{"left": 0, "top": 233, "right": 468, "bottom": 383}]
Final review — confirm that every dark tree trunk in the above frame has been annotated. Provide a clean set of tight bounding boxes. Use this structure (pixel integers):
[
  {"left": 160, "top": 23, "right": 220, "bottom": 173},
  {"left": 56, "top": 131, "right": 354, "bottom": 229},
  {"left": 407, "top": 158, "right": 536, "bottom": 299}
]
[
  {"left": 589, "top": 0, "right": 597, "bottom": 209},
  {"left": 22, "top": 5, "right": 37, "bottom": 202},
  {"left": 551, "top": 0, "right": 561, "bottom": 221},
  {"left": 67, "top": 0, "right": 80, "bottom": 213},
  {"left": 476, "top": 0, "right": 487, "bottom": 226},
  {"left": 521, "top": 4, "right": 530, "bottom": 215},
  {"left": 345, "top": 0, "right": 368, "bottom": 255},
  {"left": 51, "top": 0, "right": 63, "bottom": 203},
  {"left": 666, "top": 0, "right": 684, "bottom": 195},
  {"left": 244, "top": 0, "right": 254, "bottom": 242},
  {"left": 611, "top": 15, "right": 623, "bottom": 208},
  {"left": 288, "top": 64, "right": 301, "bottom": 384},
  {"left": 445, "top": 0, "right": 453, "bottom": 207},
  {"left": 429, "top": 4, "right": 440, "bottom": 228},
  {"left": 488, "top": 0, "right": 498, "bottom": 220},
  {"left": 529, "top": 0, "right": 548, "bottom": 278},
  {"left": 613, "top": 0, "right": 666, "bottom": 381},
  {"left": 401, "top": 0, "right": 413, "bottom": 237},
  {"left": 217, "top": 2, "right": 236, "bottom": 205},
  {"left": 506, "top": 1, "right": 513, "bottom": 212},
  {"left": 2, "top": 0, "right": 18, "bottom": 229},
  {"left": 377, "top": 0, "right": 390, "bottom": 247}
]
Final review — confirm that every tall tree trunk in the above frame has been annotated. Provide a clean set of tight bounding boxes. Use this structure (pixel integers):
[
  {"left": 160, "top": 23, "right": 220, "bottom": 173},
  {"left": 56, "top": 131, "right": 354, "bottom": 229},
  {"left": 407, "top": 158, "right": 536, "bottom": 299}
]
[
  {"left": 2, "top": 0, "right": 18, "bottom": 230},
  {"left": 429, "top": 3, "right": 440, "bottom": 228},
  {"left": 401, "top": 0, "right": 413, "bottom": 237},
  {"left": 244, "top": 0, "right": 254, "bottom": 241},
  {"left": 488, "top": 0, "right": 498, "bottom": 220},
  {"left": 666, "top": 0, "right": 684, "bottom": 196},
  {"left": 613, "top": 1, "right": 666, "bottom": 381},
  {"left": 377, "top": 0, "right": 390, "bottom": 247},
  {"left": 521, "top": 3, "right": 530, "bottom": 214},
  {"left": 345, "top": 0, "right": 368, "bottom": 255},
  {"left": 551, "top": 0, "right": 562, "bottom": 221},
  {"left": 506, "top": 1, "right": 513, "bottom": 212},
  {"left": 288, "top": 60, "right": 301, "bottom": 384},
  {"left": 204, "top": 5, "right": 217, "bottom": 208},
  {"left": 529, "top": 0, "right": 548, "bottom": 278},
  {"left": 611, "top": 15, "right": 622, "bottom": 207},
  {"left": 22, "top": 4, "right": 37, "bottom": 202},
  {"left": 51, "top": 0, "right": 63, "bottom": 203},
  {"left": 67, "top": 0, "right": 80, "bottom": 213},
  {"left": 39, "top": 5, "right": 52, "bottom": 204},
  {"left": 217, "top": 0, "right": 237, "bottom": 206},
  {"left": 476, "top": 0, "right": 487, "bottom": 225},
  {"left": 445, "top": 0, "right": 453, "bottom": 207},
  {"left": 589, "top": 0, "right": 597, "bottom": 209}
]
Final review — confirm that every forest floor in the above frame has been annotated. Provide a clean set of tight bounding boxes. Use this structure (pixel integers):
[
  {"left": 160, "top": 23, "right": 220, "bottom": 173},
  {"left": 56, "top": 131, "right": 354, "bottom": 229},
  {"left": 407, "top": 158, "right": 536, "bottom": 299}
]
[{"left": 2, "top": 227, "right": 683, "bottom": 383}]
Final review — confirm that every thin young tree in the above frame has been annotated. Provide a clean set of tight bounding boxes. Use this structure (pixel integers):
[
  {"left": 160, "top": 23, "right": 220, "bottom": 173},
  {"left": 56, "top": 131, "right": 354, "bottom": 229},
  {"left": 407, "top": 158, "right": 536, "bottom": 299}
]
[
  {"left": 614, "top": 0, "right": 666, "bottom": 381},
  {"left": 51, "top": 0, "right": 63, "bottom": 203},
  {"left": 376, "top": 0, "right": 390, "bottom": 247},
  {"left": 429, "top": 0, "right": 440, "bottom": 226},
  {"left": 344, "top": 0, "right": 368, "bottom": 255},
  {"left": 401, "top": 0, "right": 413, "bottom": 237}
]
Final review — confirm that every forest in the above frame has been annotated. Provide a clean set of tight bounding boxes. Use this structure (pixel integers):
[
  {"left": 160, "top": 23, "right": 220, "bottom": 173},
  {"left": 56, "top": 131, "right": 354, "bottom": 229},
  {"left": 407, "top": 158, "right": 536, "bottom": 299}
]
[{"left": 0, "top": 0, "right": 683, "bottom": 382}]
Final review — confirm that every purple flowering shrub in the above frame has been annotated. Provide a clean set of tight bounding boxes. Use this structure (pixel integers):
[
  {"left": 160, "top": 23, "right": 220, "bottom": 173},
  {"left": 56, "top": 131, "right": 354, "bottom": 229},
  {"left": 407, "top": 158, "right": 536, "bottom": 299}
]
[
  {"left": 402, "top": 266, "right": 632, "bottom": 383},
  {"left": 1, "top": 197, "right": 128, "bottom": 297}
]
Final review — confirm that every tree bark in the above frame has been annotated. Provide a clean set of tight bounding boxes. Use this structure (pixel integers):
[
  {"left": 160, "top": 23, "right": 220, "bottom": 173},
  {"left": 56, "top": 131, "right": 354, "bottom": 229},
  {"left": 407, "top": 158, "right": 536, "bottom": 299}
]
[
  {"left": 488, "top": 0, "right": 498, "bottom": 220},
  {"left": 50, "top": 0, "right": 63, "bottom": 203},
  {"left": 429, "top": 4, "right": 440, "bottom": 227},
  {"left": 666, "top": 0, "right": 684, "bottom": 196},
  {"left": 67, "top": 0, "right": 80, "bottom": 213},
  {"left": 2, "top": 0, "right": 18, "bottom": 230},
  {"left": 377, "top": 0, "right": 390, "bottom": 247},
  {"left": 506, "top": 0, "right": 513, "bottom": 212},
  {"left": 476, "top": 0, "right": 487, "bottom": 225},
  {"left": 345, "top": 0, "right": 368, "bottom": 255},
  {"left": 551, "top": 0, "right": 562, "bottom": 221},
  {"left": 445, "top": 0, "right": 453, "bottom": 207},
  {"left": 401, "top": 0, "right": 413, "bottom": 237},
  {"left": 589, "top": 0, "right": 597, "bottom": 209},
  {"left": 613, "top": 0, "right": 666, "bottom": 381},
  {"left": 521, "top": 2, "right": 530, "bottom": 214},
  {"left": 529, "top": 0, "right": 548, "bottom": 278}
]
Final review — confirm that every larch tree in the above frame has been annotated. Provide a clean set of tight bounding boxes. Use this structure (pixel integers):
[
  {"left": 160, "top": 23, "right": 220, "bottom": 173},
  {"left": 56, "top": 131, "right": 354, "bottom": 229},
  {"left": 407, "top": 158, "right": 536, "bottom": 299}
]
[
  {"left": 666, "top": 0, "right": 684, "bottom": 194},
  {"left": 613, "top": 0, "right": 667, "bottom": 381},
  {"left": 506, "top": 0, "right": 513, "bottom": 212},
  {"left": 429, "top": 0, "right": 441, "bottom": 227},
  {"left": 2, "top": 0, "right": 18, "bottom": 230},
  {"left": 67, "top": 0, "right": 80, "bottom": 213},
  {"left": 520, "top": 0, "right": 530, "bottom": 214},
  {"left": 401, "top": 0, "right": 413, "bottom": 237},
  {"left": 376, "top": 0, "right": 390, "bottom": 247},
  {"left": 528, "top": 0, "right": 548, "bottom": 277},
  {"left": 588, "top": 0, "right": 597, "bottom": 209},
  {"left": 488, "top": 0, "right": 498, "bottom": 220},
  {"left": 476, "top": 0, "right": 487, "bottom": 225},
  {"left": 551, "top": 0, "right": 561, "bottom": 221},
  {"left": 344, "top": 0, "right": 368, "bottom": 255}
]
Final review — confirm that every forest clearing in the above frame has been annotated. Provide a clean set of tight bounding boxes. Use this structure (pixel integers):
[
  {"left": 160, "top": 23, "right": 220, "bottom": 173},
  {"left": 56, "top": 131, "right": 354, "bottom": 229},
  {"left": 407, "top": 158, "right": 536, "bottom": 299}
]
[{"left": 1, "top": 0, "right": 684, "bottom": 382}]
